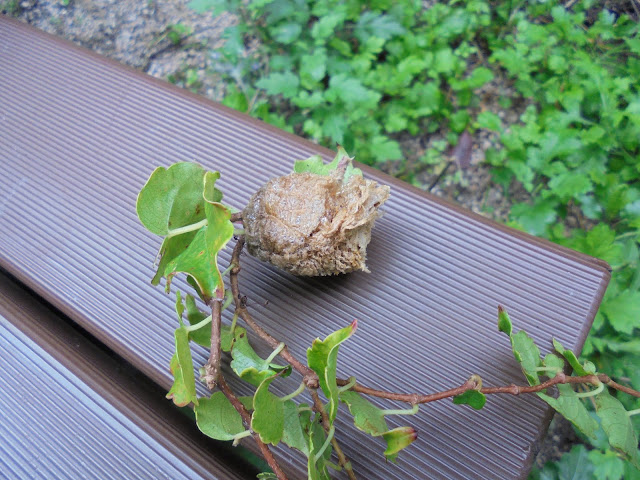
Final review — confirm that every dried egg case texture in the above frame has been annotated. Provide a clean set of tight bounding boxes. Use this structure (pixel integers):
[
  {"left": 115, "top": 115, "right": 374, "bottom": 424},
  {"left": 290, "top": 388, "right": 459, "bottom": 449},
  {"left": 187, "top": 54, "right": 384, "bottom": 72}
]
[{"left": 242, "top": 170, "right": 390, "bottom": 276}]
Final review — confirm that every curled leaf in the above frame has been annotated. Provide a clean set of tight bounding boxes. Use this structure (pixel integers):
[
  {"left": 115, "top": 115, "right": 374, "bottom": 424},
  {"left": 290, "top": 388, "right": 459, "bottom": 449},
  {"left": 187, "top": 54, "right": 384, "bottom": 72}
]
[
  {"left": 167, "top": 326, "right": 198, "bottom": 407},
  {"left": 380, "top": 427, "right": 417, "bottom": 462},
  {"left": 136, "top": 162, "right": 206, "bottom": 236},
  {"left": 453, "top": 390, "right": 486, "bottom": 410},
  {"left": 308, "top": 321, "right": 357, "bottom": 422}
]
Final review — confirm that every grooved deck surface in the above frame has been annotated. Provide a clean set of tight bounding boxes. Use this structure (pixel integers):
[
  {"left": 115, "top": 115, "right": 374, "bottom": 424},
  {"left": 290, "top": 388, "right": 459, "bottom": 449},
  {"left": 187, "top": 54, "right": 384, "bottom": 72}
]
[
  {"left": 0, "top": 270, "right": 251, "bottom": 480},
  {"left": 0, "top": 16, "right": 610, "bottom": 480}
]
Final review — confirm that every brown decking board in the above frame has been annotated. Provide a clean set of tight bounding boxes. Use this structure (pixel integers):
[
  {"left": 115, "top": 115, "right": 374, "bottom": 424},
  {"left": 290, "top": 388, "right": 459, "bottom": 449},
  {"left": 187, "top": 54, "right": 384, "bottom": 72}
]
[
  {"left": 0, "top": 268, "right": 255, "bottom": 480},
  {"left": 0, "top": 15, "right": 610, "bottom": 480}
]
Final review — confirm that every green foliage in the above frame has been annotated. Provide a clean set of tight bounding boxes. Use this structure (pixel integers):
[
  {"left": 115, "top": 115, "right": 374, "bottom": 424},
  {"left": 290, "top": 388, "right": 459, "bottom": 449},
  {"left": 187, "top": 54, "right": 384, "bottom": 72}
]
[
  {"left": 339, "top": 390, "right": 417, "bottom": 460},
  {"left": 499, "top": 308, "right": 640, "bottom": 474},
  {"left": 307, "top": 320, "right": 357, "bottom": 422},
  {"left": 136, "top": 165, "right": 234, "bottom": 300},
  {"left": 137, "top": 160, "right": 420, "bottom": 478},
  {"left": 452, "top": 390, "right": 486, "bottom": 410},
  {"left": 191, "top": 0, "right": 495, "bottom": 165},
  {"left": 293, "top": 146, "right": 363, "bottom": 181},
  {"left": 195, "top": 392, "right": 245, "bottom": 440},
  {"left": 252, "top": 375, "right": 285, "bottom": 445},
  {"left": 230, "top": 328, "right": 289, "bottom": 386}
]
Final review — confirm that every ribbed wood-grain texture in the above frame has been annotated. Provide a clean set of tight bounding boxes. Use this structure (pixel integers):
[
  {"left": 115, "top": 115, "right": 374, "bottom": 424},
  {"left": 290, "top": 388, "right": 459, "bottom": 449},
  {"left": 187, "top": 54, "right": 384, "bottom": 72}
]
[
  {"left": 0, "top": 270, "right": 252, "bottom": 480},
  {"left": 0, "top": 17, "right": 610, "bottom": 480}
]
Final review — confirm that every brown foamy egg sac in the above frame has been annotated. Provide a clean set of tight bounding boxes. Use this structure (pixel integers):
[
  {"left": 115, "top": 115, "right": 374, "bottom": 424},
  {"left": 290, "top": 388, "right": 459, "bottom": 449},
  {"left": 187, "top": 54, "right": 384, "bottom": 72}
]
[{"left": 242, "top": 169, "right": 390, "bottom": 276}]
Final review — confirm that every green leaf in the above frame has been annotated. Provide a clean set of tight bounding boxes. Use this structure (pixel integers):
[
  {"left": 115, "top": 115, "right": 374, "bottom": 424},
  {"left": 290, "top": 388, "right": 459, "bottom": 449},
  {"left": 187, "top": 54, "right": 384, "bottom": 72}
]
[
  {"left": 588, "top": 449, "right": 626, "bottom": 480},
  {"left": 595, "top": 390, "right": 640, "bottom": 469},
  {"left": 601, "top": 291, "right": 640, "bottom": 335},
  {"left": 326, "top": 74, "right": 380, "bottom": 108},
  {"left": 450, "top": 110, "right": 470, "bottom": 133},
  {"left": 380, "top": 427, "right": 417, "bottom": 462},
  {"left": 370, "top": 135, "right": 403, "bottom": 162},
  {"left": 202, "top": 171, "right": 223, "bottom": 203},
  {"left": 137, "top": 163, "right": 211, "bottom": 285},
  {"left": 166, "top": 353, "right": 192, "bottom": 407},
  {"left": 300, "top": 50, "right": 327, "bottom": 88},
  {"left": 165, "top": 199, "right": 233, "bottom": 300},
  {"left": 307, "top": 321, "right": 357, "bottom": 422},
  {"left": 184, "top": 294, "right": 209, "bottom": 347},
  {"left": 453, "top": 390, "right": 486, "bottom": 410},
  {"left": 497, "top": 306, "right": 513, "bottom": 336},
  {"left": 509, "top": 199, "right": 558, "bottom": 236},
  {"left": 175, "top": 290, "right": 185, "bottom": 326},
  {"left": 282, "top": 400, "right": 310, "bottom": 455},
  {"left": 230, "top": 328, "right": 282, "bottom": 386},
  {"left": 537, "top": 359, "right": 598, "bottom": 439},
  {"left": 307, "top": 415, "right": 332, "bottom": 480},
  {"left": 477, "top": 111, "right": 502, "bottom": 131},
  {"left": 354, "top": 12, "right": 405, "bottom": 43},
  {"left": 293, "top": 147, "right": 362, "bottom": 181},
  {"left": 251, "top": 375, "right": 285, "bottom": 445},
  {"left": 548, "top": 172, "right": 593, "bottom": 202},
  {"left": 511, "top": 330, "right": 542, "bottom": 385},
  {"left": 256, "top": 72, "right": 300, "bottom": 99},
  {"left": 136, "top": 162, "right": 206, "bottom": 236},
  {"left": 465, "top": 67, "right": 494, "bottom": 89},
  {"left": 194, "top": 392, "right": 244, "bottom": 441},
  {"left": 546, "top": 445, "right": 596, "bottom": 480},
  {"left": 272, "top": 22, "right": 302, "bottom": 44},
  {"left": 339, "top": 390, "right": 388, "bottom": 435},
  {"left": 152, "top": 234, "right": 199, "bottom": 286},
  {"left": 433, "top": 48, "right": 456, "bottom": 74},
  {"left": 168, "top": 326, "right": 198, "bottom": 407},
  {"left": 553, "top": 338, "right": 594, "bottom": 376},
  {"left": 257, "top": 473, "right": 278, "bottom": 480},
  {"left": 311, "top": 10, "right": 346, "bottom": 41}
]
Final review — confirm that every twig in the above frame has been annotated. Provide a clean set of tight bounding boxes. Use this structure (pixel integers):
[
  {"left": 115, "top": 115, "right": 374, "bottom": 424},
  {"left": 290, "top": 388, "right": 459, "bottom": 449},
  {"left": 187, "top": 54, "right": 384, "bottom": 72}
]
[
  {"left": 335, "top": 373, "right": 640, "bottom": 405},
  {"left": 230, "top": 236, "right": 355, "bottom": 477},
  {"left": 229, "top": 236, "right": 318, "bottom": 387},
  {"left": 230, "top": 212, "right": 243, "bottom": 223},
  {"left": 603, "top": 376, "right": 640, "bottom": 398},
  {"left": 203, "top": 299, "right": 222, "bottom": 389},
  {"left": 218, "top": 375, "right": 289, "bottom": 480}
]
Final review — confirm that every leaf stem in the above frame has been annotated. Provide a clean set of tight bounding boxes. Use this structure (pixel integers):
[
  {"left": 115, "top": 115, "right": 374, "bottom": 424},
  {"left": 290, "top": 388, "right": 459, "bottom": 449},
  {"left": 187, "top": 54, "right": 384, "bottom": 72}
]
[
  {"left": 380, "top": 404, "right": 420, "bottom": 416},
  {"left": 574, "top": 381, "right": 604, "bottom": 398},
  {"left": 535, "top": 366, "right": 562, "bottom": 374},
  {"left": 280, "top": 382, "right": 306, "bottom": 402},
  {"left": 166, "top": 218, "right": 208, "bottom": 238},
  {"left": 324, "top": 461, "right": 342, "bottom": 471},
  {"left": 627, "top": 408, "right": 640, "bottom": 417},
  {"left": 337, "top": 376, "right": 356, "bottom": 393},
  {"left": 184, "top": 314, "right": 212, "bottom": 332},
  {"left": 314, "top": 425, "right": 335, "bottom": 463},
  {"left": 229, "top": 311, "right": 238, "bottom": 334},
  {"left": 265, "top": 342, "right": 285, "bottom": 364},
  {"left": 231, "top": 430, "right": 252, "bottom": 446},
  {"left": 222, "top": 289, "right": 234, "bottom": 311}
]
